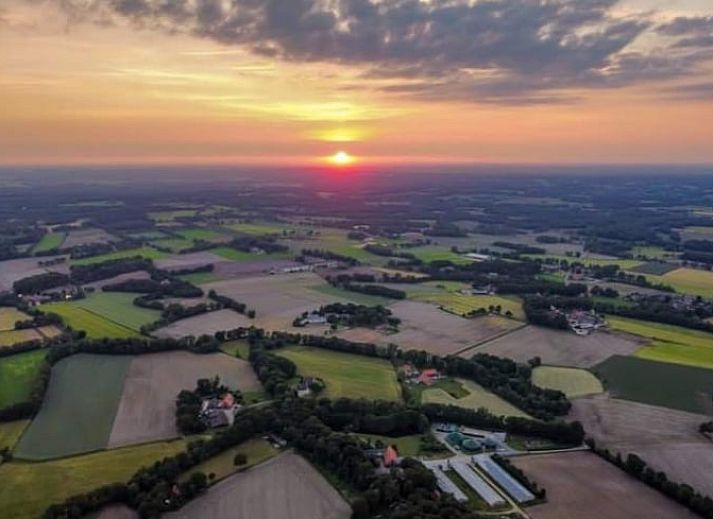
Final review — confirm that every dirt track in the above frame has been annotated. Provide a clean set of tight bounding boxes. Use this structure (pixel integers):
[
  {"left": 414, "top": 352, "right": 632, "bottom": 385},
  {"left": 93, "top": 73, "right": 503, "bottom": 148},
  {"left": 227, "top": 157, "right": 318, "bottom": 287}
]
[
  {"left": 476, "top": 325, "right": 643, "bottom": 367},
  {"left": 512, "top": 451, "right": 698, "bottom": 519},
  {"left": 165, "top": 452, "right": 351, "bottom": 519},
  {"left": 108, "top": 351, "right": 260, "bottom": 448}
]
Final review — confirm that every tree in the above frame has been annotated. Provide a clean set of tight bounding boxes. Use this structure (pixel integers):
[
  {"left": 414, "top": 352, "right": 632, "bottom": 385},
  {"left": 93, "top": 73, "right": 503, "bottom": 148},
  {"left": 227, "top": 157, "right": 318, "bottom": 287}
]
[{"left": 233, "top": 453, "right": 248, "bottom": 466}]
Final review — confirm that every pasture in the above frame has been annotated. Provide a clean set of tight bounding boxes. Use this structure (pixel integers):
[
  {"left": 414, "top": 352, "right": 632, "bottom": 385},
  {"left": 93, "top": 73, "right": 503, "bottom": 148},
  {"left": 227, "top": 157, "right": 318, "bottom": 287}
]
[
  {"left": 0, "top": 328, "right": 44, "bottom": 347},
  {"left": 276, "top": 346, "right": 401, "bottom": 401},
  {"left": 420, "top": 378, "right": 531, "bottom": 418},
  {"left": 150, "top": 238, "right": 193, "bottom": 252},
  {"left": 0, "top": 439, "right": 186, "bottom": 519},
  {"left": 153, "top": 309, "right": 253, "bottom": 340},
  {"left": 33, "top": 232, "right": 66, "bottom": 253},
  {"left": 525, "top": 254, "right": 643, "bottom": 269},
  {"left": 42, "top": 292, "right": 159, "bottom": 339},
  {"left": 594, "top": 355, "right": 713, "bottom": 414},
  {"left": 165, "top": 453, "right": 351, "bottom": 519},
  {"left": 532, "top": 366, "right": 603, "bottom": 398},
  {"left": 512, "top": 452, "right": 697, "bottom": 519},
  {"left": 148, "top": 209, "right": 197, "bottom": 222},
  {"left": 224, "top": 221, "right": 303, "bottom": 235},
  {"left": 407, "top": 286, "right": 525, "bottom": 320},
  {"left": 15, "top": 354, "right": 131, "bottom": 459},
  {"left": 0, "top": 349, "right": 47, "bottom": 408},
  {"left": 178, "top": 271, "right": 223, "bottom": 285},
  {"left": 634, "top": 267, "right": 713, "bottom": 298},
  {"left": 407, "top": 245, "right": 474, "bottom": 265},
  {"left": 70, "top": 247, "right": 167, "bottom": 266},
  {"left": 570, "top": 394, "right": 713, "bottom": 496},
  {"left": 175, "top": 228, "right": 228, "bottom": 242},
  {"left": 630, "top": 245, "right": 678, "bottom": 261},
  {"left": 476, "top": 325, "right": 642, "bottom": 368},
  {"left": 608, "top": 316, "right": 713, "bottom": 369},
  {"left": 182, "top": 438, "right": 278, "bottom": 483},
  {"left": 108, "top": 351, "right": 261, "bottom": 448},
  {"left": 339, "top": 300, "right": 522, "bottom": 355}
]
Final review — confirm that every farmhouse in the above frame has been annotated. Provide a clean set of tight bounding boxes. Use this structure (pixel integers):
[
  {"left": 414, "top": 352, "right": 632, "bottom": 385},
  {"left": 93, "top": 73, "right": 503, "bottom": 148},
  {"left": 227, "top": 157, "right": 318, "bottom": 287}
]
[
  {"left": 567, "top": 309, "right": 604, "bottom": 335},
  {"left": 200, "top": 393, "right": 241, "bottom": 428},
  {"left": 293, "top": 376, "right": 324, "bottom": 398},
  {"left": 402, "top": 365, "right": 443, "bottom": 386}
]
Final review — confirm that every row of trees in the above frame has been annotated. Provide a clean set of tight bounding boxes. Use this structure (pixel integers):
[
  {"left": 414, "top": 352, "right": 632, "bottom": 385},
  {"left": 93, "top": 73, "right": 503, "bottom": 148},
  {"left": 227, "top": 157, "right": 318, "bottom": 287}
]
[
  {"left": 207, "top": 290, "right": 255, "bottom": 318},
  {"left": 297, "top": 303, "right": 399, "bottom": 329}
]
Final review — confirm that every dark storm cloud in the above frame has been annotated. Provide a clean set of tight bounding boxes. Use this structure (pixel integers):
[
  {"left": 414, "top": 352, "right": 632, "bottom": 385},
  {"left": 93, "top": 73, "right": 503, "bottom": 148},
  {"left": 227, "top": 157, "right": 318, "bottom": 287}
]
[
  {"left": 55, "top": 0, "right": 713, "bottom": 104},
  {"left": 657, "top": 15, "right": 713, "bottom": 49}
]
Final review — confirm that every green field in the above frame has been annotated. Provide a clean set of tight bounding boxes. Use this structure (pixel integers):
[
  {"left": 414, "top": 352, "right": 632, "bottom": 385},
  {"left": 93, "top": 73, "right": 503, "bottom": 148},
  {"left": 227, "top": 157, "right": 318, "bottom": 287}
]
[
  {"left": 150, "top": 238, "right": 194, "bottom": 252},
  {"left": 32, "top": 232, "right": 66, "bottom": 253},
  {"left": 175, "top": 228, "right": 227, "bottom": 242},
  {"left": 224, "top": 221, "right": 304, "bottom": 236},
  {"left": 525, "top": 254, "right": 642, "bottom": 269},
  {"left": 0, "top": 420, "right": 29, "bottom": 451},
  {"left": 220, "top": 340, "right": 251, "bottom": 359},
  {"left": 178, "top": 271, "right": 223, "bottom": 285},
  {"left": 411, "top": 291, "right": 525, "bottom": 320},
  {"left": 631, "top": 246, "right": 679, "bottom": 261},
  {"left": 0, "top": 328, "right": 45, "bottom": 348},
  {"left": 70, "top": 247, "right": 167, "bottom": 266},
  {"left": 0, "top": 439, "right": 186, "bottom": 519},
  {"left": 211, "top": 246, "right": 292, "bottom": 262},
  {"left": 310, "top": 283, "right": 391, "bottom": 306},
  {"left": 182, "top": 438, "right": 278, "bottom": 483},
  {"left": 0, "top": 349, "right": 47, "bottom": 408},
  {"left": 15, "top": 354, "right": 132, "bottom": 459},
  {"left": 629, "top": 262, "right": 679, "bottom": 276},
  {"left": 536, "top": 272, "right": 566, "bottom": 284},
  {"left": 532, "top": 366, "right": 603, "bottom": 398},
  {"left": 594, "top": 355, "right": 713, "bottom": 414},
  {"left": 421, "top": 378, "right": 531, "bottom": 418},
  {"left": 637, "top": 268, "right": 713, "bottom": 298},
  {"left": 42, "top": 292, "right": 159, "bottom": 339},
  {"left": 0, "top": 307, "right": 30, "bottom": 331},
  {"left": 148, "top": 209, "right": 197, "bottom": 222},
  {"left": 408, "top": 246, "right": 473, "bottom": 265},
  {"left": 608, "top": 316, "right": 713, "bottom": 369},
  {"left": 275, "top": 346, "right": 401, "bottom": 401}
]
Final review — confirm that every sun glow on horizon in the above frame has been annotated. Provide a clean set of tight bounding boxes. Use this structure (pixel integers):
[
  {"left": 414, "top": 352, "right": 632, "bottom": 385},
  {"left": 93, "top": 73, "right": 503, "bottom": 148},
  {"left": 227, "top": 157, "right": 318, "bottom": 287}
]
[{"left": 328, "top": 151, "right": 356, "bottom": 166}]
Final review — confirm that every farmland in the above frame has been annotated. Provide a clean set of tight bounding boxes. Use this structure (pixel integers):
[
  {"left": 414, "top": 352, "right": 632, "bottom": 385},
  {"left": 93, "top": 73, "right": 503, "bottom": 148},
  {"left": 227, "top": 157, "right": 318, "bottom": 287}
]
[
  {"left": 16, "top": 354, "right": 131, "bottom": 459},
  {"left": 62, "top": 228, "right": 117, "bottom": 248},
  {"left": 594, "top": 355, "right": 713, "bottom": 414},
  {"left": 153, "top": 309, "right": 253, "bottom": 340},
  {"left": 608, "top": 316, "right": 713, "bottom": 369},
  {"left": 477, "top": 325, "right": 642, "bottom": 368},
  {"left": 420, "top": 378, "right": 531, "bottom": 418},
  {"left": 532, "top": 366, "right": 603, "bottom": 398},
  {"left": 570, "top": 394, "right": 713, "bottom": 496},
  {"left": 524, "top": 254, "right": 643, "bottom": 269},
  {"left": 407, "top": 245, "right": 474, "bottom": 265},
  {"left": 42, "top": 292, "right": 159, "bottom": 339},
  {"left": 0, "top": 439, "right": 186, "bottom": 519},
  {"left": 0, "top": 307, "right": 30, "bottom": 330},
  {"left": 32, "top": 232, "right": 66, "bottom": 253},
  {"left": 175, "top": 228, "right": 229, "bottom": 242},
  {"left": 629, "top": 261, "right": 679, "bottom": 275},
  {"left": 276, "top": 346, "right": 401, "bottom": 401},
  {"left": 165, "top": 453, "right": 351, "bottom": 519},
  {"left": 148, "top": 209, "right": 197, "bottom": 222},
  {"left": 210, "top": 246, "right": 292, "bottom": 262},
  {"left": 108, "top": 351, "right": 261, "bottom": 448},
  {"left": 0, "top": 256, "right": 70, "bottom": 292},
  {"left": 512, "top": 452, "right": 697, "bottom": 519},
  {"left": 0, "top": 328, "right": 45, "bottom": 347},
  {"left": 70, "top": 247, "right": 167, "bottom": 266},
  {"left": 338, "top": 300, "right": 522, "bottom": 355},
  {"left": 408, "top": 288, "right": 525, "bottom": 320},
  {"left": 0, "top": 349, "right": 47, "bottom": 408}
]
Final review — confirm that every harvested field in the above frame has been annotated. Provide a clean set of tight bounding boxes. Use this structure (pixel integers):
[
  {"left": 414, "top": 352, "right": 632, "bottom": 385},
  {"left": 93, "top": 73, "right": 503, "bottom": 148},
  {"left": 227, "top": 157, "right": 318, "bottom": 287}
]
[
  {"left": 165, "top": 452, "right": 351, "bottom": 519},
  {"left": 108, "top": 351, "right": 260, "bottom": 447},
  {"left": 0, "top": 439, "right": 186, "bottom": 519},
  {"left": 569, "top": 395, "right": 713, "bottom": 494},
  {"left": 0, "top": 349, "right": 47, "bottom": 408},
  {"left": 421, "top": 378, "right": 530, "bottom": 418},
  {"left": 339, "top": 300, "right": 522, "bottom": 355},
  {"left": 203, "top": 272, "right": 365, "bottom": 331},
  {"left": 16, "top": 354, "right": 131, "bottom": 460},
  {"left": 212, "top": 258, "right": 302, "bottom": 279},
  {"left": 594, "top": 355, "right": 713, "bottom": 414},
  {"left": 153, "top": 309, "right": 253, "bottom": 339},
  {"left": 532, "top": 366, "right": 603, "bottom": 398},
  {"left": 0, "top": 420, "right": 29, "bottom": 451},
  {"left": 0, "top": 327, "right": 44, "bottom": 347},
  {"left": 154, "top": 251, "right": 226, "bottom": 271},
  {"left": 62, "top": 228, "right": 117, "bottom": 248},
  {"left": 83, "top": 270, "right": 151, "bottom": 290},
  {"left": 476, "top": 326, "right": 643, "bottom": 368},
  {"left": 511, "top": 451, "right": 698, "bottom": 519},
  {"left": 276, "top": 346, "right": 401, "bottom": 401},
  {"left": 0, "top": 256, "right": 69, "bottom": 292}
]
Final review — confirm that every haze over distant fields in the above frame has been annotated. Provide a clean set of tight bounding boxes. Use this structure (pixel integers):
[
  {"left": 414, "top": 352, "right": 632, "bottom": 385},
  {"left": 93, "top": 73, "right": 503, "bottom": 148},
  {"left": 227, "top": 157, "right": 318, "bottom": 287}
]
[{"left": 1, "top": 0, "right": 712, "bottom": 166}]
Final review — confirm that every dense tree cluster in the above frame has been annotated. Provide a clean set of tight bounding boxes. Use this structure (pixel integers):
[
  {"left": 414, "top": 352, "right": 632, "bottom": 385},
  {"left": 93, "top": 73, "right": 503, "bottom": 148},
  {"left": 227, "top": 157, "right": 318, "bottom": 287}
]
[
  {"left": 140, "top": 302, "right": 219, "bottom": 334},
  {"left": 341, "top": 283, "right": 407, "bottom": 299},
  {"left": 70, "top": 258, "right": 154, "bottom": 284},
  {"left": 299, "top": 248, "right": 359, "bottom": 265},
  {"left": 207, "top": 290, "right": 255, "bottom": 318},
  {"left": 229, "top": 235, "right": 288, "bottom": 254},
  {"left": 296, "top": 303, "right": 399, "bottom": 329},
  {"left": 175, "top": 376, "right": 242, "bottom": 434},
  {"left": 492, "top": 241, "right": 546, "bottom": 255},
  {"left": 13, "top": 272, "right": 70, "bottom": 294}
]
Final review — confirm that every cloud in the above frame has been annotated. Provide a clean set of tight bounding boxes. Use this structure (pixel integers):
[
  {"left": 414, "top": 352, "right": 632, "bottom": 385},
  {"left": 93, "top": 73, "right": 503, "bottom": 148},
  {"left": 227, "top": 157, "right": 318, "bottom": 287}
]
[{"left": 54, "top": 0, "right": 713, "bottom": 104}]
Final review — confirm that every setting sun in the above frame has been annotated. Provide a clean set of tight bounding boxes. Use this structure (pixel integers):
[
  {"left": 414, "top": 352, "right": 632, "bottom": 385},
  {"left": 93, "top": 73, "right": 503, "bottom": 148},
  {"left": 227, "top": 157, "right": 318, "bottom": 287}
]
[{"left": 329, "top": 151, "right": 356, "bottom": 166}]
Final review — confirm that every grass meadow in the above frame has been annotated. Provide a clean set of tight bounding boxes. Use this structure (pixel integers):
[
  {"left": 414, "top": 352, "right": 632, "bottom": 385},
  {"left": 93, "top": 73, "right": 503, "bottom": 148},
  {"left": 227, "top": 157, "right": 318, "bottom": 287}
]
[
  {"left": 0, "top": 307, "right": 30, "bottom": 330},
  {"left": 70, "top": 247, "right": 167, "bottom": 266},
  {"left": 275, "top": 346, "right": 401, "bottom": 401},
  {"left": 0, "top": 349, "right": 47, "bottom": 408},
  {"left": 0, "top": 439, "right": 186, "bottom": 519},
  {"left": 15, "top": 354, "right": 132, "bottom": 459},
  {"left": 532, "top": 366, "right": 603, "bottom": 398},
  {"left": 181, "top": 438, "right": 278, "bottom": 484},
  {"left": 420, "top": 378, "right": 531, "bottom": 418},
  {"left": 32, "top": 232, "right": 66, "bottom": 253},
  {"left": 638, "top": 268, "right": 713, "bottom": 298}
]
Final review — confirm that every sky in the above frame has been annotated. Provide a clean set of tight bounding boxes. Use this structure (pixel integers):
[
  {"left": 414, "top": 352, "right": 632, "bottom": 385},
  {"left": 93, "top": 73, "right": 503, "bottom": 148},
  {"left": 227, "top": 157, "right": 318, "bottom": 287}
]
[{"left": 1, "top": 0, "right": 712, "bottom": 167}]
